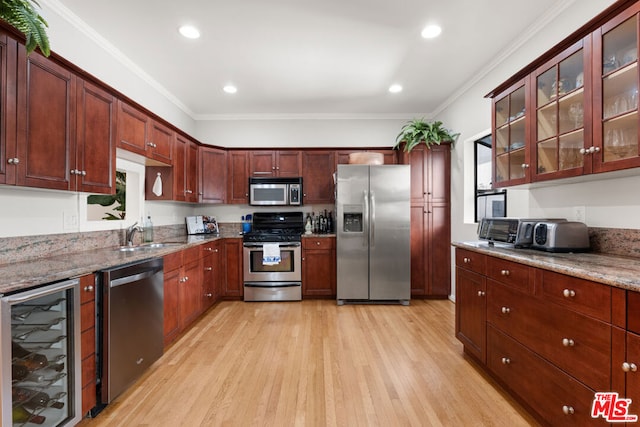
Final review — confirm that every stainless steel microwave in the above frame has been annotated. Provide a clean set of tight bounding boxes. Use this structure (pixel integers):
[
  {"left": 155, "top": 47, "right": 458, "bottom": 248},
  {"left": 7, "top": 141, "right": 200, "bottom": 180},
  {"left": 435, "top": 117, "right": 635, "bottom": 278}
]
[{"left": 249, "top": 177, "right": 302, "bottom": 206}]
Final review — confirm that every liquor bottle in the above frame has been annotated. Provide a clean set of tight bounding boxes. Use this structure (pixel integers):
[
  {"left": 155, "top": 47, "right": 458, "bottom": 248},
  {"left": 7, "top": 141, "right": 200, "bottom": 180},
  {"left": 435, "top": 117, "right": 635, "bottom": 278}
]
[
  {"left": 12, "top": 341, "right": 47, "bottom": 371},
  {"left": 327, "top": 211, "right": 334, "bottom": 233},
  {"left": 12, "top": 364, "right": 29, "bottom": 381},
  {"left": 12, "top": 405, "right": 45, "bottom": 424},
  {"left": 13, "top": 386, "right": 65, "bottom": 409}
]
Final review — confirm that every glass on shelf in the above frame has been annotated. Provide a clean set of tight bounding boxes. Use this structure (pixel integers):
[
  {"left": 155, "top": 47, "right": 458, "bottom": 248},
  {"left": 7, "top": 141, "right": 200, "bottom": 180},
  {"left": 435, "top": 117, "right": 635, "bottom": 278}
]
[
  {"left": 603, "top": 115, "right": 638, "bottom": 162},
  {"left": 537, "top": 139, "right": 558, "bottom": 174},
  {"left": 603, "top": 63, "right": 638, "bottom": 119},
  {"left": 559, "top": 131, "right": 584, "bottom": 170}
]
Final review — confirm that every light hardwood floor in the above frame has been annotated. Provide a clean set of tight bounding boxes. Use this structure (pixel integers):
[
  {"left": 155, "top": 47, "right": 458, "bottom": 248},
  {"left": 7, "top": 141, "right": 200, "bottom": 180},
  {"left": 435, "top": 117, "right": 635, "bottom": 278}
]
[{"left": 78, "top": 300, "right": 538, "bottom": 426}]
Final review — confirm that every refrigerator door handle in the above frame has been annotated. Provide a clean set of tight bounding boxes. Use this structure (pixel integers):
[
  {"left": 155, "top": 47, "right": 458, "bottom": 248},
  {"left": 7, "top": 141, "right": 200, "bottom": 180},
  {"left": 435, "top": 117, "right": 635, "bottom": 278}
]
[
  {"left": 370, "top": 190, "right": 376, "bottom": 247},
  {"left": 363, "top": 189, "right": 369, "bottom": 247}
]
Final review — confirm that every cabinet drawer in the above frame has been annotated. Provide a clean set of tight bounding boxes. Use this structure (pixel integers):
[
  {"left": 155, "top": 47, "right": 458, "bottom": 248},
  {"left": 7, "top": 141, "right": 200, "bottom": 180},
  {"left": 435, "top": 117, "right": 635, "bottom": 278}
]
[
  {"left": 487, "top": 325, "right": 606, "bottom": 426},
  {"left": 539, "top": 269, "right": 611, "bottom": 322},
  {"left": 488, "top": 281, "right": 611, "bottom": 391},
  {"left": 201, "top": 241, "right": 220, "bottom": 256},
  {"left": 183, "top": 246, "right": 201, "bottom": 262},
  {"left": 303, "top": 237, "right": 335, "bottom": 250},
  {"left": 486, "top": 256, "right": 533, "bottom": 293},
  {"left": 164, "top": 251, "right": 183, "bottom": 272},
  {"left": 455, "top": 248, "right": 486, "bottom": 275}
]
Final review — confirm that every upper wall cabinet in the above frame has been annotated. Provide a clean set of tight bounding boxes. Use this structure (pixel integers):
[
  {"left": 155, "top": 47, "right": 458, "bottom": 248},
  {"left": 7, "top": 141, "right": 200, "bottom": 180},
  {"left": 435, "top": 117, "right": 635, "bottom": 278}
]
[
  {"left": 116, "top": 100, "right": 174, "bottom": 165},
  {"left": 0, "top": 32, "right": 16, "bottom": 186},
  {"left": 249, "top": 150, "right": 302, "bottom": 177},
  {"left": 490, "top": 0, "right": 640, "bottom": 188},
  {"left": 199, "top": 146, "right": 226, "bottom": 204}
]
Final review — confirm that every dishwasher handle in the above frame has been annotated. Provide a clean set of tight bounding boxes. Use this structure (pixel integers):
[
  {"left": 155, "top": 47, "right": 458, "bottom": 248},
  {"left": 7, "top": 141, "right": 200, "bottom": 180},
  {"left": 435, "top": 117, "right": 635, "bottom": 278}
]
[{"left": 110, "top": 268, "right": 162, "bottom": 288}]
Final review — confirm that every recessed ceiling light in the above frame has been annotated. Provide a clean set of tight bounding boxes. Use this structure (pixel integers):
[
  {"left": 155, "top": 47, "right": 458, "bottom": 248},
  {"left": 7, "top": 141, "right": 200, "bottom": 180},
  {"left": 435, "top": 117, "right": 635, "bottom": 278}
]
[
  {"left": 421, "top": 24, "right": 442, "bottom": 39},
  {"left": 223, "top": 85, "right": 237, "bottom": 94},
  {"left": 389, "top": 84, "right": 403, "bottom": 93},
  {"left": 178, "top": 25, "right": 200, "bottom": 39}
]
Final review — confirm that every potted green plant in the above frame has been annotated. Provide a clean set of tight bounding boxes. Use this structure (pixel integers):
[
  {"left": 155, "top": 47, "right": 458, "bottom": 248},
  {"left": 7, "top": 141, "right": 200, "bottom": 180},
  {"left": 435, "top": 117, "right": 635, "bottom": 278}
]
[
  {"left": 0, "top": 0, "right": 50, "bottom": 56},
  {"left": 393, "top": 118, "right": 459, "bottom": 151}
]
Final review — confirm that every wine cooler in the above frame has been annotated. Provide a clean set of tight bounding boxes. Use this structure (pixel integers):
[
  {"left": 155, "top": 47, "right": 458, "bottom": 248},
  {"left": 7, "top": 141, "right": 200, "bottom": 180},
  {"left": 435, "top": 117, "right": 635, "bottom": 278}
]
[{"left": 0, "top": 278, "right": 82, "bottom": 426}]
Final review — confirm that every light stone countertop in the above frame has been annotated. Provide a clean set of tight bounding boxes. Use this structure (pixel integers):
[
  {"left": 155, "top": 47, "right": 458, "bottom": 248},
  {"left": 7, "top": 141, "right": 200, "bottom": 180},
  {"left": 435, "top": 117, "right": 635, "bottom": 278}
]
[
  {"left": 0, "top": 233, "right": 241, "bottom": 295},
  {"left": 453, "top": 241, "right": 640, "bottom": 292}
]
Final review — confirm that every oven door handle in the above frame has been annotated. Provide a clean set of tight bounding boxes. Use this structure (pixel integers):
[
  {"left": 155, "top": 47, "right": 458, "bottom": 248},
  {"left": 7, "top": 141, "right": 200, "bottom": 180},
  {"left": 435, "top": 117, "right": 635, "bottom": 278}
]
[{"left": 243, "top": 242, "right": 301, "bottom": 248}]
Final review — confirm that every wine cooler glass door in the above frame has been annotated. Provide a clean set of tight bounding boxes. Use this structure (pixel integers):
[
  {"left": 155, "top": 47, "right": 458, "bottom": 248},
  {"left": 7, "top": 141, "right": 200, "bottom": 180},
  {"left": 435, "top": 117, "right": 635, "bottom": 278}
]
[{"left": 0, "top": 278, "right": 82, "bottom": 427}]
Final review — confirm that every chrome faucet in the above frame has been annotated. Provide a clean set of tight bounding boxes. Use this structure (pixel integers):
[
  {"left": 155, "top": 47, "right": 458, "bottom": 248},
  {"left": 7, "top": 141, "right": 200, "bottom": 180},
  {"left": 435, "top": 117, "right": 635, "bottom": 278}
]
[{"left": 126, "top": 222, "right": 143, "bottom": 246}]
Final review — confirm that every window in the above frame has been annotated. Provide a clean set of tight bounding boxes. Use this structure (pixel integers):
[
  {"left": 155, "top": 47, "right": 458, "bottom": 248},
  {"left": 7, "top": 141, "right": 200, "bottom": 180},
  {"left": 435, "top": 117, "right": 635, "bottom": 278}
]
[{"left": 475, "top": 134, "right": 506, "bottom": 222}]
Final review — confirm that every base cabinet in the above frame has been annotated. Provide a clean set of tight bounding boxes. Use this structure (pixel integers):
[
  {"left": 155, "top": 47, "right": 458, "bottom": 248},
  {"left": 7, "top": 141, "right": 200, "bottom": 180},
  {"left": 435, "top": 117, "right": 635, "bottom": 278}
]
[
  {"left": 222, "top": 239, "right": 243, "bottom": 298},
  {"left": 80, "top": 274, "right": 97, "bottom": 415},
  {"left": 302, "top": 237, "right": 336, "bottom": 298}
]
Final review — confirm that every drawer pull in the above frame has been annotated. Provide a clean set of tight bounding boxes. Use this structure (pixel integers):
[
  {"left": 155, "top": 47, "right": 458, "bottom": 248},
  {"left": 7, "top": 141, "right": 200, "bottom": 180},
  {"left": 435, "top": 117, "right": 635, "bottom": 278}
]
[
  {"left": 463, "top": 257, "right": 471, "bottom": 263},
  {"left": 204, "top": 267, "right": 213, "bottom": 271},
  {"left": 501, "top": 307, "right": 510, "bottom": 314},
  {"left": 204, "top": 247, "right": 213, "bottom": 251},
  {"left": 500, "top": 269, "right": 510, "bottom": 276},
  {"left": 83, "top": 285, "right": 94, "bottom": 292},
  {"left": 477, "top": 291, "right": 485, "bottom": 297},
  {"left": 501, "top": 357, "right": 510, "bottom": 365},
  {"left": 622, "top": 362, "right": 638, "bottom": 372},
  {"left": 562, "top": 405, "right": 575, "bottom": 415},
  {"left": 316, "top": 241, "right": 321, "bottom": 246},
  {"left": 562, "top": 338, "right": 575, "bottom": 347},
  {"left": 562, "top": 289, "right": 576, "bottom": 298}
]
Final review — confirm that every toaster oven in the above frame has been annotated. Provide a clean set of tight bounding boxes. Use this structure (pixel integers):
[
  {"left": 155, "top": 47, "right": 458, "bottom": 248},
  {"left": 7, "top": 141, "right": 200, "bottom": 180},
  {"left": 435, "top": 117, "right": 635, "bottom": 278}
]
[{"left": 477, "top": 217, "right": 567, "bottom": 248}]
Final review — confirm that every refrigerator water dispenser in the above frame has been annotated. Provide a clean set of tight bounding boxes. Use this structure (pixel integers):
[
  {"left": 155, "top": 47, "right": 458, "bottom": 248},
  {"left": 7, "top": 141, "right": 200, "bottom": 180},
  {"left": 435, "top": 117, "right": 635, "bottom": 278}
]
[{"left": 343, "top": 212, "right": 363, "bottom": 232}]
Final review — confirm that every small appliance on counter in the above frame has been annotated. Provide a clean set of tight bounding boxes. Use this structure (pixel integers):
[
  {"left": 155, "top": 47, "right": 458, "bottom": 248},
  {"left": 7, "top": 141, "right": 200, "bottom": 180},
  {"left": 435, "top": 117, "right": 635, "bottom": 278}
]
[
  {"left": 186, "top": 215, "right": 219, "bottom": 235},
  {"left": 477, "top": 217, "right": 590, "bottom": 252}
]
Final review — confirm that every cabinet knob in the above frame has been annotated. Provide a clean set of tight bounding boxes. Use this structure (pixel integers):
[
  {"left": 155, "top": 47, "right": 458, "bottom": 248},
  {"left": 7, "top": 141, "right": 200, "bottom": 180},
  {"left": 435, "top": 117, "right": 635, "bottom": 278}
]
[
  {"left": 521, "top": 163, "right": 529, "bottom": 169},
  {"left": 205, "top": 293, "right": 212, "bottom": 298},
  {"left": 579, "top": 148, "right": 588, "bottom": 155},
  {"left": 316, "top": 241, "right": 321, "bottom": 245},
  {"left": 204, "top": 267, "right": 213, "bottom": 271},
  {"left": 501, "top": 357, "right": 510, "bottom": 365},
  {"left": 622, "top": 362, "right": 638, "bottom": 372},
  {"left": 589, "top": 146, "right": 600, "bottom": 154},
  {"left": 477, "top": 290, "right": 485, "bottom": 297},
  {"left": 204, "top": 247, "right": 213, "bottom": 251},
  {"left": 214, "top": 249, "right": 219, "bottom": 253},
  {"left": 562, "top": 405, "right": 575, "bottom": 415},
  {"left": 8, "top": 157, "right": 20, "bottom": 164},
  {"left": 562, "top": 338, "right": 575, "bottom": 347},
  {"left": 81, "top": 170, "right": 87, "bottom": 176},
  {"left": 500, "top": 269, "right": 510, "bottom": 276},
  {"left": 562, "top": 289, "right": 576, "bottom": 298},
  {"left": 463, "top": 257, "right": 471, "bottom": 263},
  {"left": 84, "top": 285, "right": 94, "bottom": 292},
  {"left": 501, "top": 307, "right": 510, "bottom": 314}
]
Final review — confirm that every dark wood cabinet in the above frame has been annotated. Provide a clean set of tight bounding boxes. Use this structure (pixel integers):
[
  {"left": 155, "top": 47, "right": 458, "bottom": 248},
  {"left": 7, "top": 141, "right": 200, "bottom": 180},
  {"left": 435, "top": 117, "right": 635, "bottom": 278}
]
[
  {"left": 455, "top": 249, "right": 487, "bottom": 363},
  {"left": 227, "top": 150, "right": 249, "bottom": 204},
  {"left": 173, "top": 134, "right": 198, "bottom": 202},
  {"left": 401, "top": 144, "right": 451, "bottom": 297},
  {"left": 201, "top": 240, "right": 221, "bottom": 309},
  {"left": 302, "top": 237, "right": 336, "bottom": 298},
  {"left": 221, "top": 239, "right": 243, "bottom": 298},
  {"left": 179, "top": 256, "right": 202, "bottom": 326},
  {"left": 16, "top": 48, "right": 76, "bottom": 191},
  {"left": 249, "top": 150, "right": 301, "bottom": 177},
  {"left": 116, "top": 100, "right": 174, "bottom": 165},
  {"left": 80, "top": 274, "right": 96, "bottom": 415},
  {"left": 0, "top": 32, "right": 16, "bottom": 186},
  {"left": 302, "top": 150, "right": 335, "bottom": 204},
  {"left": 148, "top": 121, "right": 174, "bottom": 165},
  {"left": 199, "top": 146, "right": 226, "bottom": 203},
  {"left": 75, "top": 80, "right": 116, "bottom": 194}
]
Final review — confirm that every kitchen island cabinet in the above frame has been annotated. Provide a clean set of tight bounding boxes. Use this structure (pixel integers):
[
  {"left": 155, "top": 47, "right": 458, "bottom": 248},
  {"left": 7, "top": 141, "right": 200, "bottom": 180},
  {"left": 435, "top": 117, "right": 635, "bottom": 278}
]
[
  {"left": 453, "top": 245, "right": 629, "bottom": 426},
  {"left": 302, "top": 236, "right": 336, "bottom": 298}
]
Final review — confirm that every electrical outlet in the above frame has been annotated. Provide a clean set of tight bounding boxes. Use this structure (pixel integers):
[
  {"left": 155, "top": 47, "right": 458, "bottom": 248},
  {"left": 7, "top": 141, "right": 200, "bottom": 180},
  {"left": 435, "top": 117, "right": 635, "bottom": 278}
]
[
  {"left": 573, "top": 206, "right": 585, "bottom": 222},
  {"left": 63, "top": 211, "right": 78, "bottom": 230}
]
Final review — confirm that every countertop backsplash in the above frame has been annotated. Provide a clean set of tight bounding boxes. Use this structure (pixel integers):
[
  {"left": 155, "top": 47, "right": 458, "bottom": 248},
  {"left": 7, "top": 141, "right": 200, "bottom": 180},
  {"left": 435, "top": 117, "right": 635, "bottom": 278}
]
[{"left": 0, "top": 222, "right": 242, "bottom": 266}]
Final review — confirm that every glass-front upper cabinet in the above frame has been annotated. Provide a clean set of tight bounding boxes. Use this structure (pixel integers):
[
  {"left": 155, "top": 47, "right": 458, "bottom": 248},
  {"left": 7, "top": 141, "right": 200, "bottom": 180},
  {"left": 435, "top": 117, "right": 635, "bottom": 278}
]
[
  {"left": 532, "top": 39, "right": 591, "bottom": 181},
  {"left": 493, "top": 79, "right": 529, "bottom": 187},
  {"left": 593, "top": 5, "right": 640, "bottom": 173}
]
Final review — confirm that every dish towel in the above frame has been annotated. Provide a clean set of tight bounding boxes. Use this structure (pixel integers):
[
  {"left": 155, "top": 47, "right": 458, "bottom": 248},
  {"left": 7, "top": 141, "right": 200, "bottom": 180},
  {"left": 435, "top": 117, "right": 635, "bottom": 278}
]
[
  {"left": 262, "top": 243, "right": 281, "bottom": 265},
  {"left": 152, "top": 173, "right": 163, "bottom": 196}
]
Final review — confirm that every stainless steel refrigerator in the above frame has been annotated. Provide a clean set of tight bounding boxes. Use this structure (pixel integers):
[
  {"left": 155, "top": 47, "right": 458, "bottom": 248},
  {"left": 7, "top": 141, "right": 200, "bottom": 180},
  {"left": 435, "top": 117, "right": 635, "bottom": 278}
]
[{"left": 336, "top": 164, "right": 411, "bottom": 305}]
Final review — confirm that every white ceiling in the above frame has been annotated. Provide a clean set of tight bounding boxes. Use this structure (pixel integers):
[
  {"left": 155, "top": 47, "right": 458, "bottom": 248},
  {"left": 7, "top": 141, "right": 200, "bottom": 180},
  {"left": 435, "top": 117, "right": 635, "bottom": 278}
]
[{"left": 52, "top": 0, "right": 569, "bottom": 119}]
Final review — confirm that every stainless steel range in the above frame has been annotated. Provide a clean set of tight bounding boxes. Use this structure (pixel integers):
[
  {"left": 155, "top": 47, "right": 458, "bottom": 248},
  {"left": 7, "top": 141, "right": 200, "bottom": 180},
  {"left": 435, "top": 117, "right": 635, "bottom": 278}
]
[{"left": 243, "top": 212, "right": 304, "bottom": 301}]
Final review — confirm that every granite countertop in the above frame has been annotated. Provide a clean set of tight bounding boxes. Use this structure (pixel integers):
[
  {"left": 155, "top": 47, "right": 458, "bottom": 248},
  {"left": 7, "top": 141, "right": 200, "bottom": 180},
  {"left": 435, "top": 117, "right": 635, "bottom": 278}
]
[
  {"left": 0, "top": 233, "right": 242, "bottom": 296},
  {"left": 453, "top": 241, "right": 640, "bottom": 292}
]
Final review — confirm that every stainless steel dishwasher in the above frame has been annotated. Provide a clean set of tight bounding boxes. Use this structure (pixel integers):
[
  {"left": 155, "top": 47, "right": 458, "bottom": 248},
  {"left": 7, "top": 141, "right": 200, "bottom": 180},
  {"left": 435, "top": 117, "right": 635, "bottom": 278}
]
[{"left": 98, "top": 258, "right": 163, "bottom": 404}]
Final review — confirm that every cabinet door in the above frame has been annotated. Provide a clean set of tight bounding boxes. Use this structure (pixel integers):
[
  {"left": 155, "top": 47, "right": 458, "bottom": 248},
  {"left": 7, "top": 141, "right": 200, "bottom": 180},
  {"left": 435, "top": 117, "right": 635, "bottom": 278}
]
[
  {"left": 276, "top": 150, "right": 302, "bottom": 176},
  {"left": 185, "top": 140, "right": 199, "bottom": 202},
  {"left": 163, "top": 268, "right": 181, "bottom": 346},
  {"left": 148, "top": 121, "right": 174, "bottom": 165},
  {"left": 249, "top": 151, "right": 276, "bottom": 177},
  {"left": 222, "top": 239, "right": 243, "bottom": 298},
  {"left": 302, "top": 150, "right": 335, "bottom": 204},
  {"left": 173, "top": 134, "right": 187, "bottom": 201},
  {"left": 410, "top": 205, "right": 426, "bottom": 296},
  {"left": 624, "top": 331, "right": 640, "bottom": 404},
  {"left": 302, "top": 238, "right": 336, "bottom": 297},
  {"left": 79, "top": 274, "right": 96, "bottom": 415},
  {"left": 493, "top": 79, "right": 531, "bottom": 187},
  {"left": 532, "top": 39, "right": 591, "bottom": 181},
  {"left": 0, "top": 32, "right": 16, "bottom": 186},
  {"left": 428, "top": 202, "right": 451, "bottom": 296},
  {"left": 16, "top": 48, "right": 76, "bottom": 190},
  {"left": 179, "top": 258, "right": 202, "bottom": 326},
  {"left": 593, "top": 5, "right": 640, "bottom": 173},
  {"left": 455, "top": 267, "right": 486, "bottom": 363},
  {"left": 76, "top": 80, "right": 116, "bottom": 194},
  {"left": 116, "top": 100, "right": 148, "bottom": 156},
  {"left": 199, "top": 146, "right": 226, "bottom": 203},
  {"left": 227, "top": 150, "right": 249, "bottom": 204}
]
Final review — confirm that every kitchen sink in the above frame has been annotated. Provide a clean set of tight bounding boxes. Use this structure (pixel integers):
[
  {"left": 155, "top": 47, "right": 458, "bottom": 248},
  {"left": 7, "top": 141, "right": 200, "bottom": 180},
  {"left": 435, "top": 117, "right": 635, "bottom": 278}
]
[{"left": 115, "top": 242, "right": 183, "bottom": 252}]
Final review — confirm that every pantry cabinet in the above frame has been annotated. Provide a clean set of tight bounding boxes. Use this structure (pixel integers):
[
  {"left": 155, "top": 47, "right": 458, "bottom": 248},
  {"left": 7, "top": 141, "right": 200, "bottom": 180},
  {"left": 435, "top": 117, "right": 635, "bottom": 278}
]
[{"left": 490, "top": 0, "right": 640, "bottom": 187}]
